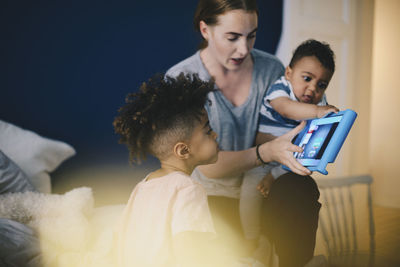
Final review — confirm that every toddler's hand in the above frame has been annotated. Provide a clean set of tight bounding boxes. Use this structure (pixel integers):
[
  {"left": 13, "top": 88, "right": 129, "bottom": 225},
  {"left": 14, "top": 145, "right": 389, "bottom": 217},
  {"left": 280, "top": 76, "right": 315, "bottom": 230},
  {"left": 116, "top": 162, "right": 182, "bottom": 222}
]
[
  {"left": 257, "top": 173, "right": 275, "bottom": 198},
  {"left": 317, "top": 105, "right": 339, "bottom": 118}
]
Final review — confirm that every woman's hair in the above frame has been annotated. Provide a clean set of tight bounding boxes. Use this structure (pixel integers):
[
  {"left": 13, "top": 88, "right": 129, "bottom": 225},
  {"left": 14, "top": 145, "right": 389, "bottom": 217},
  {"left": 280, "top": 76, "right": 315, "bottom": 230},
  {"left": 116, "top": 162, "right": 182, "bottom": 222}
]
[
  {"left": 193, "top": 0, "right": 258, "bottom": 49},
  {"left": 113, "top": 73, "right": 215, "bottom": 163},
  {"left": 289, "top": 39, "right": 336, "bottom": 74}
]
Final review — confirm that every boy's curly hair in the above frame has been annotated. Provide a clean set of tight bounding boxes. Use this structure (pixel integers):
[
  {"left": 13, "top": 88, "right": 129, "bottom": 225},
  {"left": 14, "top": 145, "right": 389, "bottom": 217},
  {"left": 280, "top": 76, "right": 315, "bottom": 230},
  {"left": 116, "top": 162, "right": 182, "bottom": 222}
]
[
  {"left": 289, "top": 39, "right": 335, "bottom": 73},
  {"left": 113, "top": 73, "right": 215, "bottom": 163}
]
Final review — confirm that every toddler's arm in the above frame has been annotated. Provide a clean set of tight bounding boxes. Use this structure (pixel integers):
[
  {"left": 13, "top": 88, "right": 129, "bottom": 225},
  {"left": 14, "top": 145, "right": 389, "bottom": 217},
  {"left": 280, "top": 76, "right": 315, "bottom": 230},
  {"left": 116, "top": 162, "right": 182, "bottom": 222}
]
[{"left": 270, "top": 97, "right": 339, "bottom": 120}]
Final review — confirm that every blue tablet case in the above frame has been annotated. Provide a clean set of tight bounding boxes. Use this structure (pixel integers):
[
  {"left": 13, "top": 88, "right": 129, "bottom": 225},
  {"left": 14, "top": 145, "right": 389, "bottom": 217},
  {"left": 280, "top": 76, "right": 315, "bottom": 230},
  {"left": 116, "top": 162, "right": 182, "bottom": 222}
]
[{"left": 283, "top": 109, "right": 357, "bottom": 175}]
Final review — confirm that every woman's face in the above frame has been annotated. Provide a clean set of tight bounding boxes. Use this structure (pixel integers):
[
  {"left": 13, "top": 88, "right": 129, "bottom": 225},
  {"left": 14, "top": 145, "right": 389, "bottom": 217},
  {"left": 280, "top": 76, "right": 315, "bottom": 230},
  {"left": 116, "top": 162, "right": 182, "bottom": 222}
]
[{"left": 201, "top": 9, "right": 258, "bottom": 71}]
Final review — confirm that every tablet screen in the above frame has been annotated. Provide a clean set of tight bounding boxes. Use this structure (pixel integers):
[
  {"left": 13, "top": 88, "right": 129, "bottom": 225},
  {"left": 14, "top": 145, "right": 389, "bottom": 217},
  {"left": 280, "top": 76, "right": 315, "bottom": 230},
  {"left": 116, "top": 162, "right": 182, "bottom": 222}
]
[{"left": 294, "top": 115, "right": 342, "bottom": 166}]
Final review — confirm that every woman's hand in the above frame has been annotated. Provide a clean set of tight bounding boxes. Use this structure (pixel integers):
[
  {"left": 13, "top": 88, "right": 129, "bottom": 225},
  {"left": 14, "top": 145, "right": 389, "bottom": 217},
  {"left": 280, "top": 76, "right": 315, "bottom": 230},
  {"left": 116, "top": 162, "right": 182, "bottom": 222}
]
[{"left": 258, "top": 121, "right": 311, "bottom": 176}]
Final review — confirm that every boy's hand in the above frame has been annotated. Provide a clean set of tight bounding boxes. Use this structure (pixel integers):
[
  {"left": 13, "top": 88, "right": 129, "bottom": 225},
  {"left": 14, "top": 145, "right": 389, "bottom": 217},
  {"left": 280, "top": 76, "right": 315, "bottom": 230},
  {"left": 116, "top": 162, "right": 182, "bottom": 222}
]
[
  {"left": 257, "top": 173, "right": 275, "bottom": 198},
  {"left": 316, "top": 105, "right": 339, "bottom": 118}
]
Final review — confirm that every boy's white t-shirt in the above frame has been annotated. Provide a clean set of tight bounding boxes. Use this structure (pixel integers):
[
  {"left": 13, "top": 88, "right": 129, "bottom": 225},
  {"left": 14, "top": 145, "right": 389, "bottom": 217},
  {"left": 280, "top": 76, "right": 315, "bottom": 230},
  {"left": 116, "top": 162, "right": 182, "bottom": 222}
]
[{"left": 115, "top": 171, "right": 215, "bottom": 267}]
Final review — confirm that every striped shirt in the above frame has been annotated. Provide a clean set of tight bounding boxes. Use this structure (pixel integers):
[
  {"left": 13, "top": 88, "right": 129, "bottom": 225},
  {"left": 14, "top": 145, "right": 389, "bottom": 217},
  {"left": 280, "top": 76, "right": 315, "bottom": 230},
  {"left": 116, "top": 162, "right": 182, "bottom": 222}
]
[{"left": 258, "top": 76, "right": 327, "bottom": 136}]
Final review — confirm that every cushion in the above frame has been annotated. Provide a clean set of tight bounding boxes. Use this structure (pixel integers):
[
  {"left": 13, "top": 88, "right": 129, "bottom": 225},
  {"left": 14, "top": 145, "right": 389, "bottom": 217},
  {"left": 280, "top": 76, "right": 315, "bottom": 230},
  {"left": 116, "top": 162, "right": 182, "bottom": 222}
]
[
  {"left": 0, "top": 120, "right": 76, "bottom": 193},
  {"left": 0, "top": 150, "right": 36, "bottom": 194},
  {"left": 0, "top": 218, "right": 43, "bottom": 267}
]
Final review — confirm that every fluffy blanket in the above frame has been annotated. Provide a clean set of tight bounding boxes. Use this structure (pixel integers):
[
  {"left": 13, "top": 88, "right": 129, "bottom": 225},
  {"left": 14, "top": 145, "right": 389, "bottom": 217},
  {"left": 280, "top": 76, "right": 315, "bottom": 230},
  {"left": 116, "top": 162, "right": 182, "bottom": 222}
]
[{"left": 0, "top": 187, "right": 125, "bottom": 267}]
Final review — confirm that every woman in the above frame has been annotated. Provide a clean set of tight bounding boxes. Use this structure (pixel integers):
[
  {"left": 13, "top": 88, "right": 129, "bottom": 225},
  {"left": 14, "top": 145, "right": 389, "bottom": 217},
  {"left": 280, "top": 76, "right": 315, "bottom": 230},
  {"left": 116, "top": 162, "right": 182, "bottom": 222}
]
[{"left": 166, "top": 1, "right": 320, "bottom": 266}]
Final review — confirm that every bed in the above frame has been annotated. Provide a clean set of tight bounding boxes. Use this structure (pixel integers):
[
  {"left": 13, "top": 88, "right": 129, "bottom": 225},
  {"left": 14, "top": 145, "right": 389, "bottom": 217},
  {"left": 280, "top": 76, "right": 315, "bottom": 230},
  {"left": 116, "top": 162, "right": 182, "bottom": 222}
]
[{"left": 0, "top": 119, "right": 126, "bottom": 267}]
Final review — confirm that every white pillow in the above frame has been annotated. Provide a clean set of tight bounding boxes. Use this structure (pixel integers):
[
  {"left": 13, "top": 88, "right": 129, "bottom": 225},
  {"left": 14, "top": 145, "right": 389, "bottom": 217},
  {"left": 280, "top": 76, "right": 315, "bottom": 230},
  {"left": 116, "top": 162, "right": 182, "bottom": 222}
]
[
  {"left": 0, "top": 120, "right": 76, "bottom": 193},
  {"left": 0, "top": 149, "right": 36, "bottom": 193}
]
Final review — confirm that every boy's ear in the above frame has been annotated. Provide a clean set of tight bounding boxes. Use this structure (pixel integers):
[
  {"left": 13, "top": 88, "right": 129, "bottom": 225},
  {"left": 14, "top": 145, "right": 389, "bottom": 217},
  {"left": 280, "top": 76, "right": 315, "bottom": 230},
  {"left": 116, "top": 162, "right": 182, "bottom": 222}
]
[
  {"left": 199, "top": 20, "right": 209, "bottom": 40},
  {"left": 285, "top": 66, "right": 292, "bottom": 80},
  {"left": 174, "top": 142, "right": 190, "bottom": 159}
]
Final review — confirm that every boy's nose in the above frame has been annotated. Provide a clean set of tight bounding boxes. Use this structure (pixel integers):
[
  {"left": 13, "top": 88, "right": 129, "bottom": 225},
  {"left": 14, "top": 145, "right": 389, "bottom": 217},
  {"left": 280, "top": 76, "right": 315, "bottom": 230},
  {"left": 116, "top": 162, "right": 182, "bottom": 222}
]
[
  {"left": 212, "top": 130, "right": 218, "bottom": 139},
  {"left": 307, "top": 83, "right": 317, "bottom": 93}
]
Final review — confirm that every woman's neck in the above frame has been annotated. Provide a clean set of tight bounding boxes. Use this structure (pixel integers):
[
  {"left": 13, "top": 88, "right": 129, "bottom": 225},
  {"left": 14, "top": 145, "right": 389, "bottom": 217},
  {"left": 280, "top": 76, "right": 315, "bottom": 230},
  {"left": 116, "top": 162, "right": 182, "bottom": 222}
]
[
  {"left": 200, "top": 48, "right": 253, "bottom": 78},
  {"left": 200, "top": 48, "right": 254, "bottom": 106}
]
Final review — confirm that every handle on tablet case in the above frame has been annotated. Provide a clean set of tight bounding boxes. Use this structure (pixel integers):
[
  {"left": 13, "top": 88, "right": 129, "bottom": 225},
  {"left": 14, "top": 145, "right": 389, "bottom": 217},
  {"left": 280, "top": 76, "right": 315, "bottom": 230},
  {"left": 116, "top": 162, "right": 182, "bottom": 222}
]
[{"left": 323, "top": 109, "right": 357, "bottom": 164}]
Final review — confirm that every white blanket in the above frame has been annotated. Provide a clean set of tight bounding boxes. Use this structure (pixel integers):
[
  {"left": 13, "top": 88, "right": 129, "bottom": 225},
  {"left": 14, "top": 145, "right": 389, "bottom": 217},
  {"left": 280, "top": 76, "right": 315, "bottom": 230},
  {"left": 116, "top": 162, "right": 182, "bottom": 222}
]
[{"left": 0, "top": 187, "right": 125, "bottom": 267}]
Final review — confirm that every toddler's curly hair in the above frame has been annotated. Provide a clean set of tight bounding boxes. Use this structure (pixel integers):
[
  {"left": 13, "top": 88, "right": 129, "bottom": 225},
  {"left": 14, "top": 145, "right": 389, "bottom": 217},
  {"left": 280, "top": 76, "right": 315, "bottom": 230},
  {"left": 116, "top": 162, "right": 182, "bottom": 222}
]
[
  {"left": 113, "top": 73, "right": 215, "bottom": 163},
  {"left": 289, "top": 39, "right": 335, "bottom": 73}
]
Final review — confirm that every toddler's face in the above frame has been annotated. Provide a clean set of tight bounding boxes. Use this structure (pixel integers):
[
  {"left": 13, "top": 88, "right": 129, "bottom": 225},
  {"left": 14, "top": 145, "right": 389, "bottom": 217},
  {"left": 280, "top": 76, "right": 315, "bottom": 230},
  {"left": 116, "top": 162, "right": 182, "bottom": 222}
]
[
  {"left": 187, "top": 113, "right": 219, "bottom": 166},
  {"left": 285, "top": 56, "right": 333, "bottom": 104}
]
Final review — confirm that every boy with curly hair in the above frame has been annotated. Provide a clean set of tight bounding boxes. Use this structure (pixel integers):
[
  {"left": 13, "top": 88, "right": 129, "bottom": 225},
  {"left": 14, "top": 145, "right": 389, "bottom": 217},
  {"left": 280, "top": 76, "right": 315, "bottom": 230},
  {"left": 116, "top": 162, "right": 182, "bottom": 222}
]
[{"left": 113, "top": 73, "right": 227, "bottom": 267}]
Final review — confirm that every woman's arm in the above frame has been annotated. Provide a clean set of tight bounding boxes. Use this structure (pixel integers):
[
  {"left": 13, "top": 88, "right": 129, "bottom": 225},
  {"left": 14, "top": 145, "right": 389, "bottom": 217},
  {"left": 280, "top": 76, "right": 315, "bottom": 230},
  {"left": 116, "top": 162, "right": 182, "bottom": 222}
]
[
  {"left": 270, "top": 97, "right": 339, "bottom": 120},
  {"left": 198, "top": 122, "right": 311, "bottom": 178},
  {"left": 198, "top": 148, "right": 259, "bottom": 179},
  {"left": 255, "top": 132, "right": 277, "bottom": 145}
]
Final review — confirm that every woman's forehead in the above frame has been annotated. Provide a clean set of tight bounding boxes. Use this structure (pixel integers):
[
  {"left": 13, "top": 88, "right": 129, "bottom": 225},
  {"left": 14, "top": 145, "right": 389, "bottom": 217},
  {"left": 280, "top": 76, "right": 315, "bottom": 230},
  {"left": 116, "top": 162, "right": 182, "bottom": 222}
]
[{"left": 214, "top": 9, "right": 258, "bottom": 31}]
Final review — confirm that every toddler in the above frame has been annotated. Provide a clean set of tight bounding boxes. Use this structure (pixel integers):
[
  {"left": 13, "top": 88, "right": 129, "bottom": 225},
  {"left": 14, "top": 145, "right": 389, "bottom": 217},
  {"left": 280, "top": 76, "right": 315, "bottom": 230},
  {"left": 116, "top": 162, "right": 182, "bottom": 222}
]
[{"left": 240, "top": 39, "right": 339, "bottom": 249}]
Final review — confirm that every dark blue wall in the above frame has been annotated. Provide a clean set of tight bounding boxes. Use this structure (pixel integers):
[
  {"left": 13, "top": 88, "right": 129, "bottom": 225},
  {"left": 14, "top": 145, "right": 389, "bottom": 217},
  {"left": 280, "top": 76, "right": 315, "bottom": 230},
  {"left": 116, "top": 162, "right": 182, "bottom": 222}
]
[{"left": 0, "top": 0, "right": 282, "bottom": 167}]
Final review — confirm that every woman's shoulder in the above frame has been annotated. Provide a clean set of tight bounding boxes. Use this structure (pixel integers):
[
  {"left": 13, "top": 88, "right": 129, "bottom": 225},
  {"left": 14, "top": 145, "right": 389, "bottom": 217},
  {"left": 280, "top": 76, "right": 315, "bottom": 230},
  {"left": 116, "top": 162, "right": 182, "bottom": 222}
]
[
  {"left": 166, "top": 51, "right": 202, "bottom": 77},
  {"left": 251, "top": 49, "right": 285, "bottom": 80},
  {"left": 252, "top": 48, "right": 284, "bottom": 68}
]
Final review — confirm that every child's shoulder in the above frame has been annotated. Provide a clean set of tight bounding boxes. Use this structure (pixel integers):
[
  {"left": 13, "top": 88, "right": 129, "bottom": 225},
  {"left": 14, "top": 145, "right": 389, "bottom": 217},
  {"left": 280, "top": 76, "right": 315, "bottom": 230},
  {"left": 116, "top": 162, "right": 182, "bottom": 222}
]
[
  {"left": 167, "top": 171, "right": 197, "bottom": 185},
  {"left": 166, "top": 172, "right": 208, "bottom": 198},
  {"left": 141, "top": 171, "right": 201, "bottom": 190},
  {"left": 267, "top": 76, "right": 292, "bottom": 94},
  {"left": 272, "top": 76, "right": 290, "bottom": 86}
]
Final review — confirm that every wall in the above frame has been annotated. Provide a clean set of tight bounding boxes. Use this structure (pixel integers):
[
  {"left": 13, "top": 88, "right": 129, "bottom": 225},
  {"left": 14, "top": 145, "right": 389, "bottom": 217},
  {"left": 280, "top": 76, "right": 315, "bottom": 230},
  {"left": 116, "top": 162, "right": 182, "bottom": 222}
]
[
  {"left": 0, "top": 0, "right": 282, "bottom": 171},
  {"left": 370, "top": 0, "right": 400, "bottom": 208},
  {"left": 274, "top": 0, "right": 399, "bottom": 208}
]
